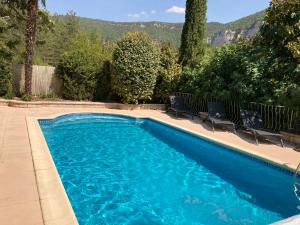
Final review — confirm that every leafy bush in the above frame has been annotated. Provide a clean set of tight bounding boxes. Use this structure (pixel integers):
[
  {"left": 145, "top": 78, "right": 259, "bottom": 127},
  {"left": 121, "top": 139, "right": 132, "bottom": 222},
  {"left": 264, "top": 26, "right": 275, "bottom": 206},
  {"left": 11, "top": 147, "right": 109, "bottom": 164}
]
[
  {"left": 178, "top": 47, "right": 213, "bottom": 94},
  {"left": 21, "top": 94, "right": 32, "bottom": 101},
  {"left": 56, "top": 32, "right": 110, "bottom": 100},
  {"left": 154, "top": 43, "right": 182, "bottom": 103},
  {"left": 256, "top": 0, "right": 300, "bottom": 106},
  {"left": 94, "top": 60, "right": 113, "bottom": 101},
  {"left": 38, "top": 91, "right": 58, "bottom": 100},
  {"left": 194, "top": 42, "right": 263, "bottom": 101},
  {"left": 181, "top": 0, "right": 300, "bottom": 107},
  {"left": 0, "top": 43, "right": 13, "bottom": 98},
  {"left": 112, "top": 32, "right": 160, "bottom": 104}
]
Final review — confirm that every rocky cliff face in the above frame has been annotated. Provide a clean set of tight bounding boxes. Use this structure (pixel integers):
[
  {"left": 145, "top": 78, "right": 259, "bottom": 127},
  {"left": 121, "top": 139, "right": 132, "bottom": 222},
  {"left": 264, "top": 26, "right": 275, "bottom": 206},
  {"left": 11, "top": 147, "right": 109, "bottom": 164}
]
[{"left": 211, "top": 21, "right": 262, "bottom": 45}]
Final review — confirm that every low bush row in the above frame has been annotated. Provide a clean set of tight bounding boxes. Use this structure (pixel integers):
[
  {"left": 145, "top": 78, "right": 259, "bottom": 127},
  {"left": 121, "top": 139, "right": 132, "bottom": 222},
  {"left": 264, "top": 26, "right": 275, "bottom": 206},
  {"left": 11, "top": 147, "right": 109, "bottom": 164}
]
[{"left": 56, "top": 31, "right": 181, "bottom": 103}]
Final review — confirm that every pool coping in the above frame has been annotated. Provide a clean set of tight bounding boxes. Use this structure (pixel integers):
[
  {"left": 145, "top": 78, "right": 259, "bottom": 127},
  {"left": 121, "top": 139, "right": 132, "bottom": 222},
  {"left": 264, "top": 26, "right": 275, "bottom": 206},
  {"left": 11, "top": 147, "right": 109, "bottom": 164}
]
[{"left": 26, "top": 111, "right": 299, "bottom": 225}]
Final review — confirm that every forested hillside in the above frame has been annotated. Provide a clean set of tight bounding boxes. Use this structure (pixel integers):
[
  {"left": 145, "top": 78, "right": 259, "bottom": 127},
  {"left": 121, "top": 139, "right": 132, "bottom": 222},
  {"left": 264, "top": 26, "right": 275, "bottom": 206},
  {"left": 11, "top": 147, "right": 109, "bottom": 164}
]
[
  {"left": 56, "top": 10, "right": 265, "bottom": 47},
  {"left": 1, "top": 3, "right": 265, "bottom": 67}
]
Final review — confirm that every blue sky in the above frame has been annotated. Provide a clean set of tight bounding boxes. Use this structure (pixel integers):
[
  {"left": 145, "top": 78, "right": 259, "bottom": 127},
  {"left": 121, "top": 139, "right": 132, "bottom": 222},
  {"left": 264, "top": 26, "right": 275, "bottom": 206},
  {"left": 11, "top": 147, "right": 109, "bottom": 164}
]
[{"left": 46, "top": 0, "right": 271, "bottom": 23}]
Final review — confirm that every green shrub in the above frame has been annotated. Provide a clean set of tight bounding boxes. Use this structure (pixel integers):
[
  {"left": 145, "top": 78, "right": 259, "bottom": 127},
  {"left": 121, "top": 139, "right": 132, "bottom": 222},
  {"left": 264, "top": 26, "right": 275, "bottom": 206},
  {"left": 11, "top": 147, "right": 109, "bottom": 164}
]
[
  {"left": 195, "top": 42, "right": 261, "bottom": 100},
  {"left": 175, "top": 0, "right": 300, "bottom": 108},
  {"left": 56, "top": 32, "right": 110, "bottom": 100},
  {"left": 178, "top": 46, "right": 213, "bottom": 94},
  {"left": 94, "top": 60, "right": 113, "bottom": 101},
  {"left": 154, "top": 43, "right": 182, "bottom": 103},
  {"left": 256, "top": 0, "right": 300, "bottom": 107},
  {"left": 21, "top": 94, "right": 32, "bottom": 101},
  {"left": 112, "top": 32, "right": 160, "bottom": 104},
  {"left": 0, "top": 43, "right": 13, "bottom": 98},
  {"left": 39, "top": 91, "right": 58, "bottom": 100}
]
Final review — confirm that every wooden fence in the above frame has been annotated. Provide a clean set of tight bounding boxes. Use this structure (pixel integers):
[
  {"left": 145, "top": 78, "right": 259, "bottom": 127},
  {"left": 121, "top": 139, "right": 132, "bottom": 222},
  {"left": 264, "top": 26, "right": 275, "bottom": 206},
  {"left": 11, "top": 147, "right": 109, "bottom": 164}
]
[
  {"left": 175, "top": 92, "right": 300, "bottom": 132},
  {"left": 12, "top": 64, "right": 62, "bottom": 96}
]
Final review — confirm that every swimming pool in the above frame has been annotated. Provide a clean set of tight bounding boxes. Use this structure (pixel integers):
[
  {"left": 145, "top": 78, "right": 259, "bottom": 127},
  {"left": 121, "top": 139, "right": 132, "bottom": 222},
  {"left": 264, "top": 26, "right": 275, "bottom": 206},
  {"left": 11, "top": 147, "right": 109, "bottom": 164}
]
[{"left": 39, "top": 114, "right": 299, "bottom": 225}]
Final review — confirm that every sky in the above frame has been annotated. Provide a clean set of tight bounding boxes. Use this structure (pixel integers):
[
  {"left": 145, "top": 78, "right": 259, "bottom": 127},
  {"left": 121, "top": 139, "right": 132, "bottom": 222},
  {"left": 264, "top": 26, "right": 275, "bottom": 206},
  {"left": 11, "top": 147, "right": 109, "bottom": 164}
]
[{"left": 46, "top": 0, "right": 271, "bottom": 23}]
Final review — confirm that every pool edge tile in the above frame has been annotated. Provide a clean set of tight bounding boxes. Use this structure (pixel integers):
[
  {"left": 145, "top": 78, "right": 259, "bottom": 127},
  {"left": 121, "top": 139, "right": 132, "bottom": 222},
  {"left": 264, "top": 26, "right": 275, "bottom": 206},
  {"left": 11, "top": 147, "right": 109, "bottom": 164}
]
[{"left": 26, "top": 116, "right": 79, "bottom": 225}]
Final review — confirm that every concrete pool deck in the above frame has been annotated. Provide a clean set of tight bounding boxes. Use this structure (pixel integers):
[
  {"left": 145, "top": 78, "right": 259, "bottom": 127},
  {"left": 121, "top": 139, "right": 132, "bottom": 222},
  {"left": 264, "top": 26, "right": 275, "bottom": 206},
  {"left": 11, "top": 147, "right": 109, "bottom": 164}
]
[{"left": 0, "top": 105, "right": 300, "bottom": 225}]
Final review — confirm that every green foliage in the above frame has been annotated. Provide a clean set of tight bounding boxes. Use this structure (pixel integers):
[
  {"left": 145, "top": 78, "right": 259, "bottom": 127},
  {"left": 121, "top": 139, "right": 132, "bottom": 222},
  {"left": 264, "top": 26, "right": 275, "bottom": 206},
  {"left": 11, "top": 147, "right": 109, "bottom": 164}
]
[
  {"left": 38, "top": 91, "right": 58, "bottom": 99},
  {"left": 256, "top": 0, "right": 300, "bottom": 106},
  {"left": 0, "top": 43, "right": 13, "bottom": 98},
  {"left": 21, "top": 94, "right": 32, "bottom": 101},
  {"left": 225, "top": 11, "right": 265, "bottom": 31},
  {"left": 35, "top": 11, "right": 80, "bottom": 66},
  {"left": 49, "top": 10, "right": 264, "bottom": 50},
  {"left": 0, "top": 2, "right": 19, "bottom": 98},
  {"left": 154, "top": 43, "right": 182, "bottom": 103},
  {"left": 178, "top": 46, "right": 213, "bottom": 93},
  {"left": 192, "top": 42, "right": 265, "bottom": 101},
  {"left": 185, "top": 39, "right": 299, "bottom": 106},
  {"left": 56, "top": 32, "right": 110, "bottom": 100},
  {"left": 180, "top": 0, "right": 300, "bottom": 108},
  {"left": 1, "top": 2, "right": 265, "bottom": 68},
  {"left": 112, "top": 32, "right": 160, "bottom": 104},
  {"left": 78, "top": 18, "right": 183, "bottom": 48},
  {"left": 179, "top": 0, "right": 207, "bottom": 66},
  {"left": 94, "top": 60, "right": 113, "bottom": 101}
]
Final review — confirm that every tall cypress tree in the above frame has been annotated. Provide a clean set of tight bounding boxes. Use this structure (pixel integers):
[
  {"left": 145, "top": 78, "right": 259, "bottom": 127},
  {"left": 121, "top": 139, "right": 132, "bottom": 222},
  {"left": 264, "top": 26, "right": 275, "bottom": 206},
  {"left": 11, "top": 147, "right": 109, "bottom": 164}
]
[{"left": 179, "top": 0, "right": 207, "bottom": 66}]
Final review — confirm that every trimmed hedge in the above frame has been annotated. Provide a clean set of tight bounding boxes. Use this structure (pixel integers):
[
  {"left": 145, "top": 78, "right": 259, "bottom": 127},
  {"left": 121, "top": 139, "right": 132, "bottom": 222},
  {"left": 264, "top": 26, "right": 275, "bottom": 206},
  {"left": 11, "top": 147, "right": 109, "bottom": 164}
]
[{"left": 112, "top": 32, "right": 160, "bottom": 104}]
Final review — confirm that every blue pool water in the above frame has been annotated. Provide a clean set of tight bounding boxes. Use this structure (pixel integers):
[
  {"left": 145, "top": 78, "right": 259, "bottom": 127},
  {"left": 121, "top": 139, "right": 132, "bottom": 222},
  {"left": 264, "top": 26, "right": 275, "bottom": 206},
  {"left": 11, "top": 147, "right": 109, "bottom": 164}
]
[{"left": 39, "top": 114, "right": 299, "bottom": 225}]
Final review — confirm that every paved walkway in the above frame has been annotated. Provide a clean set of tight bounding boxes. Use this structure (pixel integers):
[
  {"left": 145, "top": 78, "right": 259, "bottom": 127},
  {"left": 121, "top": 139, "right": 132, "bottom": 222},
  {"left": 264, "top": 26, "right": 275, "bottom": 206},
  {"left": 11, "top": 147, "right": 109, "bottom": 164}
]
[{"left": 0, "top": 106, "right": 299, "bottom": 225}]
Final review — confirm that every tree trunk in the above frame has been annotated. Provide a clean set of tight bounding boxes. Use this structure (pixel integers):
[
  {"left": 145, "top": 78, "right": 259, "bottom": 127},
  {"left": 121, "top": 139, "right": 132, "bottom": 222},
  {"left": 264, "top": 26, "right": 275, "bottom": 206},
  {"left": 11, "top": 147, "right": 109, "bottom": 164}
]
[{"left": 24, "top": 0, "right": 38, "bottom": 95}]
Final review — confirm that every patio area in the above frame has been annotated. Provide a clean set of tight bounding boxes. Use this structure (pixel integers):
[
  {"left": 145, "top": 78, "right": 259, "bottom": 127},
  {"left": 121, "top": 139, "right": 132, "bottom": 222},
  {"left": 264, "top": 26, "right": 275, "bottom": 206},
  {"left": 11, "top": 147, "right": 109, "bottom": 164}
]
[{"left": 0, "top": 105, "right": 300, "bottom": 225}]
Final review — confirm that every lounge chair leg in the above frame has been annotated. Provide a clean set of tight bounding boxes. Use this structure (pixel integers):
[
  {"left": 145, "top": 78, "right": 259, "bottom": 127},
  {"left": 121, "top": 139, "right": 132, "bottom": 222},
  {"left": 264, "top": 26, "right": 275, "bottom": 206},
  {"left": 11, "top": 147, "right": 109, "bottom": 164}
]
[
  {"left": 233, "top": 124, "right": 236, "bottom": 134},
  {"left": 253, "top": 132, "right": 259, "bottom": 145},
  {"left": 280, "top": 138, "right": 285, "bottom": 148},
  {"left": 212, "top": 122, "right": 215, "bottom": 133}
]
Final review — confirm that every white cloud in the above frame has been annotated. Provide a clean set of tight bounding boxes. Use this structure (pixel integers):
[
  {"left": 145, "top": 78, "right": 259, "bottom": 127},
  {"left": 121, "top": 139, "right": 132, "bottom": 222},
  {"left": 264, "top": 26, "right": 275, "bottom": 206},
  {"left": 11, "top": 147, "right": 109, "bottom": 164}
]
[
  {"left": 166, "top": 6, "right": 185, "bottom": 14},
  {"left": 128, "top": 13, "right": 140, "bottom": 18},
  {"left": 128, "top": 10, "right": 157, "bottom": 19}
]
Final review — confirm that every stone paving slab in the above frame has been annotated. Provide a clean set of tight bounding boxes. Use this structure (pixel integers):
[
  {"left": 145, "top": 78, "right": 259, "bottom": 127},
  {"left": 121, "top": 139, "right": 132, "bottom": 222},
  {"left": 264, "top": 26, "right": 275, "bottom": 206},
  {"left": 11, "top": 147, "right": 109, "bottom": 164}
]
[{"left": 0, "top": 201, "right": 44, "bottom": 225}]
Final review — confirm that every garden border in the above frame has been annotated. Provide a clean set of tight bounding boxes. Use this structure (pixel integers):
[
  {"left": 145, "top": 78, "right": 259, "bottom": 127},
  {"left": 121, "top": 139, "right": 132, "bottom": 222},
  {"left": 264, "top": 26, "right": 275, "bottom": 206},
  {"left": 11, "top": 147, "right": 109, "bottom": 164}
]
[{"left": 0, "top": 99, "right": 166, "bottom": 110}]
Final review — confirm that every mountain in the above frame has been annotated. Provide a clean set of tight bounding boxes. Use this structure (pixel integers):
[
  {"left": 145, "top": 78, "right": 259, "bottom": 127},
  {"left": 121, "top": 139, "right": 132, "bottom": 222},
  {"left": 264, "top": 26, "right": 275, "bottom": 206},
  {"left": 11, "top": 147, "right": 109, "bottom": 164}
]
[
  {"left": 74, "top": 10, "right": 265, "bottom": 47},
  {"left": 78, "top": 18, "right": 183, "bottom": 46},
  {"left": 210, "top": 11, "right": 265, "bottom": 45}
]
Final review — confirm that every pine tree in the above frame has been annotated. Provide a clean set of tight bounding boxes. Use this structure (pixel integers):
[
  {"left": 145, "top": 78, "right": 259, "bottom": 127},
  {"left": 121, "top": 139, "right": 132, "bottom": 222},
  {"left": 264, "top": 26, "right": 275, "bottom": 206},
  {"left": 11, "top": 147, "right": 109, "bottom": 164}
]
[{"left": 179, "top": 0, "right": 207, "bottom": 66}]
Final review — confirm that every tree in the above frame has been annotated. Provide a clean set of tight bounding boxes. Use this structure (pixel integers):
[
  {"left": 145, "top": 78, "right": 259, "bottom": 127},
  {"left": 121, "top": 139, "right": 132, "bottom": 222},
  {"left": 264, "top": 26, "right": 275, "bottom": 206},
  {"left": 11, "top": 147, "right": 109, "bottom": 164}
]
[
  {"left": 112, "top": 32, "right": 160, "bottom": 104},
  {"left": 256, "top": 0, "right": 300, "bottom": 106},
  {"left": 0, "top": 1, "right": 26, "bottom": 98},
  {"left": 24, "top": 0, "right": 45, "bottom": 95},
  {"left": 154, "top": 42, "right": 182, "bottom": 103},
  {"left": 0, "top": 1, "right": 26, "bottom": 53},
  {"left": 179, "top": 0, "right": 207, "bottom": 66},
  {"left": 191, "top": 41, "right": 265, "bottom": 101},
  {"left": 36, "top": 11, "right": 80, "bottom": 66},
  {"left": 0, "top": 16, "right": 13, "bottom": 98},
  {"left": 56, "top": 31, "right": 110, "bottom": 100}
]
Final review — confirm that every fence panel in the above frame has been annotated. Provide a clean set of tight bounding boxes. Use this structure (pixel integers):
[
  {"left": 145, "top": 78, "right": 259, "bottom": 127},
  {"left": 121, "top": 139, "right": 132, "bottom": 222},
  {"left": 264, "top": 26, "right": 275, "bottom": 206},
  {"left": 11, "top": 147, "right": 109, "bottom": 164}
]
[
  {"left": 12, "top": 64, "right": 62, "bottom": 96},
  {"left": 175, "top": 92, "right": 300, "bottom": 132}
]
